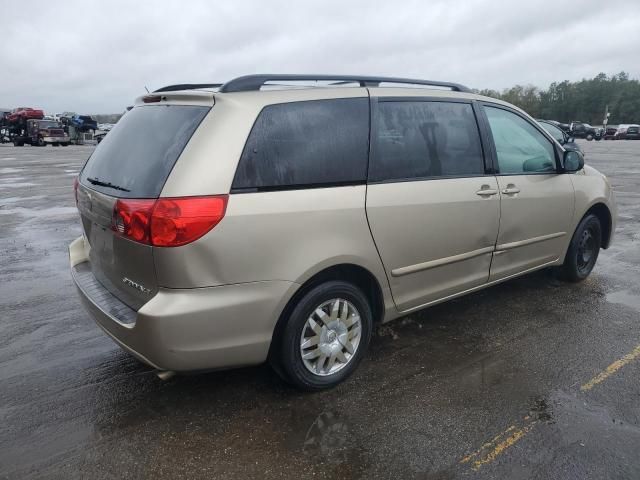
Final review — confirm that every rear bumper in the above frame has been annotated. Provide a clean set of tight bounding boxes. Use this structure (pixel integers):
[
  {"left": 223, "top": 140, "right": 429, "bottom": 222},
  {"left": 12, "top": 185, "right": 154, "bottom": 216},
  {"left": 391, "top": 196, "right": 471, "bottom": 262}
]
[{"left": 69, "top": 236, "right": 296, "bottom": 372}]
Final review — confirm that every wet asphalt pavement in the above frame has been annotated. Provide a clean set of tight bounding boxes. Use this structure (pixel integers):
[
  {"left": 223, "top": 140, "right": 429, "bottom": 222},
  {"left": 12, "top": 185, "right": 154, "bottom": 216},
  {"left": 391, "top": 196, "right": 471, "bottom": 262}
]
[{"left": 1, "top": 140, "right": 639, "bottom": 479}]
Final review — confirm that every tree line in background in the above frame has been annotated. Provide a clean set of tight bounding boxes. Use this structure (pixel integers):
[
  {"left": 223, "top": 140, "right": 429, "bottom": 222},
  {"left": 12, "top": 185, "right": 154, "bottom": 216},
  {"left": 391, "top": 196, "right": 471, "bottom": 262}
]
[{"left": 476, "top": 72, "right": 640, "bottom": 126}]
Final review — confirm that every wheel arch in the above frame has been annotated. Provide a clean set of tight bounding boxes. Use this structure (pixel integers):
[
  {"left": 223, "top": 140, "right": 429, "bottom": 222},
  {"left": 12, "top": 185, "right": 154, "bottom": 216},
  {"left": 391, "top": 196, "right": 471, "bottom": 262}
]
[
  {"left": 585, "top": 202, "right": 613, "bottom": 249},
  {"left": 268, "top": 263, "right": 386, "bottom": 363}
]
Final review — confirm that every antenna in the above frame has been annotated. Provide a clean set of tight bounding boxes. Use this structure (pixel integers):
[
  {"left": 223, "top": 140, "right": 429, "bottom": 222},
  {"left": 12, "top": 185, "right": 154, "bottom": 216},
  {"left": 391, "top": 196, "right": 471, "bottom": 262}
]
[{"left": 144, "top": 86, "right": 150, "bottom": 93}]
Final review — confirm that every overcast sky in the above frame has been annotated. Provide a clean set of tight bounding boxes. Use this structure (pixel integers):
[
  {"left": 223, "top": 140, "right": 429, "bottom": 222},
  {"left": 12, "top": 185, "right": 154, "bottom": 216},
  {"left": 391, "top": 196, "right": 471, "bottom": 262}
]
[{"left": 2, "top": 0, "right": 639, "bottom": 113}]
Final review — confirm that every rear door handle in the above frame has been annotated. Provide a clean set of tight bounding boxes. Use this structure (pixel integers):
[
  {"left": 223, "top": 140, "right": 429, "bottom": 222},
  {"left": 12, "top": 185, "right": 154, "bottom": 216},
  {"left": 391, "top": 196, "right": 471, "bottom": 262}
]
[
  {"left": 476, "top": 187, "right": 498, "bottom": 197},
  {"left": 501, "top": 187, "right": 521, "bottom": 195}
]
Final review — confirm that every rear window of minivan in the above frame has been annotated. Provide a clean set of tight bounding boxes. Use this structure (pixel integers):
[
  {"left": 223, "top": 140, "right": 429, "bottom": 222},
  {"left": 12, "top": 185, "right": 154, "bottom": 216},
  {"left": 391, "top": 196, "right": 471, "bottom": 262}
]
[
  {"left": 80, "top": 105, "right": 209, "bottom": 198},
  {"left": 232, "top": 98, "right": 369, "bottom": 191}
]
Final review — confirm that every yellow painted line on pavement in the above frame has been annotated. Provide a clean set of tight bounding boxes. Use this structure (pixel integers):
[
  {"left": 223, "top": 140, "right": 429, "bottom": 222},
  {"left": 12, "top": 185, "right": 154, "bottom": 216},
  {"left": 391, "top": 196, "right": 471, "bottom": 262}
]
[
  {"left": 580, "top": 344, "right": 640, "bottom": 392},
  {"left": 460, "top": 417, "right": 537, "bottom": 471},
  {"left": 460, "top": 343, "right": 640, "bottom": 471}
]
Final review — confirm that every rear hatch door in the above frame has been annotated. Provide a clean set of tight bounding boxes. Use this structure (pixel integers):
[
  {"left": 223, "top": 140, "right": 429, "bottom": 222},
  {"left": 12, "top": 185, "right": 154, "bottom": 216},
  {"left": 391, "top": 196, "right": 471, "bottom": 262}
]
[{"left": 76, "top": 103, "right": 210, "bottom": 309}]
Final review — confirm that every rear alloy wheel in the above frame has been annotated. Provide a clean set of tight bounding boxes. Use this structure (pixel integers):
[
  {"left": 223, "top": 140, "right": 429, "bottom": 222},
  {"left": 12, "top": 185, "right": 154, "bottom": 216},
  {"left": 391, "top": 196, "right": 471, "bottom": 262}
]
[
  {"left": 299, "top": 298, "right": 362, "bottom": 376},
  {"left": 560, "top": 214, "right": 602, "bottom": 282},
  {"left": 279, "top": 281, "right": 372, "bottom": 391}
]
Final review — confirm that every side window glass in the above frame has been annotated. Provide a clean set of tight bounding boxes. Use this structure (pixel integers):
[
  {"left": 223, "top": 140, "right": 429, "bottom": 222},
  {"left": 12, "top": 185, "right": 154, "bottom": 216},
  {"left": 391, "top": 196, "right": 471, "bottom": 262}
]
[
  {"left": 485, "top": 107, "right": 556, "bottom": 174},
  {"left": 540, "top": 122, "right": 565, "bottom": 143},
  {"left": 370, "top": 101, "right": 485, "bottom": 182},
  {"left": 232, "top": 98, "right": 369, "bottom": 190}
]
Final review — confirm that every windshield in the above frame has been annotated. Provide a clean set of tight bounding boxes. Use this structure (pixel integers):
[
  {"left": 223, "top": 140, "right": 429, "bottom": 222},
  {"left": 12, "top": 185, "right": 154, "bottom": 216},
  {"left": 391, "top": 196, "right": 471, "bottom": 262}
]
[{"left": 80, "top": 104, "right": 210, "bottom": 198}]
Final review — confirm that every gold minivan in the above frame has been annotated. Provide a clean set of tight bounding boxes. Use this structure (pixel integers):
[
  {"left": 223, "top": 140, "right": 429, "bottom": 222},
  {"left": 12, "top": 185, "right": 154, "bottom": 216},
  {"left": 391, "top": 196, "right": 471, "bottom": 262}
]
[{"left": 69, "top": 75, "right": 616, "bottom": 390}]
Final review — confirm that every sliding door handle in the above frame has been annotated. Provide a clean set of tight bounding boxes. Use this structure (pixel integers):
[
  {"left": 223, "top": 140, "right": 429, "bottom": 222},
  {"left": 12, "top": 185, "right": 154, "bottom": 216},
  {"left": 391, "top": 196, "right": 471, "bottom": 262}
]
[{"left": 476, "top": 188, "right": 498, "bottom": 197}]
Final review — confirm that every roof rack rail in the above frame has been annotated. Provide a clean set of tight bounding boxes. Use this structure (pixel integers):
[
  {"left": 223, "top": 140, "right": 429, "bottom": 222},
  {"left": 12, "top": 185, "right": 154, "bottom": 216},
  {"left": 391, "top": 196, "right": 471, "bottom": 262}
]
[
  {"left": 219, "top": 74, "right": 471, "bottom": 93},
  {"left": 154, "top": 83, "right": 222, "bottom": 93}
]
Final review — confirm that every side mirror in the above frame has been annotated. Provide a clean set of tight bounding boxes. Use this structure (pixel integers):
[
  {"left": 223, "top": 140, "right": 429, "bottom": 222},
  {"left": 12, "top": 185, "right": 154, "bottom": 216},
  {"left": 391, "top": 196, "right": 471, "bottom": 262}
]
[
  {"left": 564, "top": 150, "right": 584, "bottom": 172},
  {"left": 566, "top": 136, "right": 575, "bottom": 143}
]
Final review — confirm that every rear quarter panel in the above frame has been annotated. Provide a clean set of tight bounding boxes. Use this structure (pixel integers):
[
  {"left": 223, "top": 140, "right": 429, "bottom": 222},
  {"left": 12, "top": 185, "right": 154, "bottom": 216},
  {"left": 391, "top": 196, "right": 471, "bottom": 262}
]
[{"left": 153, "top": 185, "right": 391, "bottom": 296}]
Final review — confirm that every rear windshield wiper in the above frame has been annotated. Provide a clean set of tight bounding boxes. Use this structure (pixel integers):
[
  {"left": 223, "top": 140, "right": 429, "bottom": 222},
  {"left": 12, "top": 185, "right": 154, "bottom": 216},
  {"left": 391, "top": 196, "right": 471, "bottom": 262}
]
[{"left": 86, "top": 177, "right": 131, "bottom": 192}]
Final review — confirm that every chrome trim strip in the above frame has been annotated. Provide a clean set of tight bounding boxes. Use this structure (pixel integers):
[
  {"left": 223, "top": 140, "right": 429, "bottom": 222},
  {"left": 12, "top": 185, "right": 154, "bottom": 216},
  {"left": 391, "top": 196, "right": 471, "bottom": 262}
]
[
  {"left": 496, "top": 232, "right": 566, "bottom": 252},
  {"left": 398, "top": 258, "right": 560, "bottom": 314},
  {"left": 391, "top": 246, "right": 495, "bottom": 277}
]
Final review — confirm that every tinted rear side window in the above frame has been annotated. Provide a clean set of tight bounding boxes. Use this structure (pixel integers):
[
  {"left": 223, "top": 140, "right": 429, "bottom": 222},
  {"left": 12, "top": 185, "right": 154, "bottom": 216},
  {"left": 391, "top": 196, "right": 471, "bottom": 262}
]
[
  {"left": 80, "top": 105, "right": 209, "bottom": 198},
  {"left": 370, "top": 101, "right": 485, "bottom": 182},
  {"left": 232, "top": 98, "right": 369, "bottom": 190}
]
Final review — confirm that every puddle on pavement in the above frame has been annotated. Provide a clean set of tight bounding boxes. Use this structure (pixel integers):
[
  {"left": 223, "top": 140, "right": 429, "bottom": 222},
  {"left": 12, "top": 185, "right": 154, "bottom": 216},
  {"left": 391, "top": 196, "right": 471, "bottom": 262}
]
[
  {"left": 606, "top": 290, "right": 640, "bottom": 311},
  {"left": 302, "top": 411, "right": 356, "bottom": 464}
]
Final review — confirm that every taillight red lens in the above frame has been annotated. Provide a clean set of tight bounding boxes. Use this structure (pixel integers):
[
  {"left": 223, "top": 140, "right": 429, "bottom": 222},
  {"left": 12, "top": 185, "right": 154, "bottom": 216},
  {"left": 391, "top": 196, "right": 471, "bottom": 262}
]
[{"left": 111, "top": 196, "right": 228, "bottom": 247}]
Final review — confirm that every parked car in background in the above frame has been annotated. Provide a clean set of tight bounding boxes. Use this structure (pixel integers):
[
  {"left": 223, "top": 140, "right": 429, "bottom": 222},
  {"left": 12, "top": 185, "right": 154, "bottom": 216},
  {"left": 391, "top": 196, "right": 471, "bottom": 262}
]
[
  {"left": 615, "top": 124, "right": 631, "bottom": 139},
  {"left": 94, "top": 131, "right": 107, "bottom": 144},
  {"left": 538, "top": 119, "right": 583, "bottom": 154},
  {"left": 603, "top": 126, "right": 618, "bottom": 140},
  {"left": 69, "top": 74, "right": 616, "bottom": 390},
  {"left": 625, "top": 125, "right": 640, "bottom": 140},
  {"left": 570, "top": 121, "right": 602, "bottom": 141},
  {"left": 545, "top": 119, "right": 570, "bottom": 132}
]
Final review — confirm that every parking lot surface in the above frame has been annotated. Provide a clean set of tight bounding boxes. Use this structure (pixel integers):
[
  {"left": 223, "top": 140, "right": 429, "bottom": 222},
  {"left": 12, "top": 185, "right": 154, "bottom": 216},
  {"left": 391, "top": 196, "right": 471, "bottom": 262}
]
[{"left": 1, "top": 140, "right": 639, "bottom": 479}]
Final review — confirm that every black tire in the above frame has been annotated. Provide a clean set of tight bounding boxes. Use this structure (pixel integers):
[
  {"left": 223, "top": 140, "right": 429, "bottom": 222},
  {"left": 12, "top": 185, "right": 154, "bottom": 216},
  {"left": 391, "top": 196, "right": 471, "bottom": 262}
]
[
  {"left": 37, "top": 137, "right": 45, "bottom": 146},
  {"left": 279, "top": 280, "right": 372, "bottom": 391},
  {"left": 61, "top": 143, "right": 68, "bottom": 147},
  {"left": 560, "top": 214, "right": 601, "bottom": 282}
]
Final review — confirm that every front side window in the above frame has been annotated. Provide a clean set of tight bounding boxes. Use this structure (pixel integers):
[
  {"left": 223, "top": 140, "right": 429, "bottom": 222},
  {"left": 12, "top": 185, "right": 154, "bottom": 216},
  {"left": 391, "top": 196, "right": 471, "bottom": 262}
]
[
  {"left": 232, "top": 98, "right": 369, "bottom": 190},
  {"left": 369, "top": 101, "right": 485, "bottom": 182},
  {"left": 485, "top": 106, "right": 556, "bottom": 174}
]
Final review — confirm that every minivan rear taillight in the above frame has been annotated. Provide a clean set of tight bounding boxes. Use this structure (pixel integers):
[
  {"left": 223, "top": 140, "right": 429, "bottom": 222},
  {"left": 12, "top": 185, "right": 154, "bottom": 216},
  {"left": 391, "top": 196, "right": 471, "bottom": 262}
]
[{"left": 111, "top": 195, "right": 228, "bottom": 247}]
